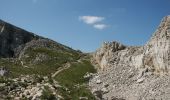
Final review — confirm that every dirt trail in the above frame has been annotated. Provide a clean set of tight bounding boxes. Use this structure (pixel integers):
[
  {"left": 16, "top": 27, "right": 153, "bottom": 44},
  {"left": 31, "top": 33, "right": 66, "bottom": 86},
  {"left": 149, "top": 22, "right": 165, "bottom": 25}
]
[{"left": 52, "top": 62, "right": 71, "bottom": 78}]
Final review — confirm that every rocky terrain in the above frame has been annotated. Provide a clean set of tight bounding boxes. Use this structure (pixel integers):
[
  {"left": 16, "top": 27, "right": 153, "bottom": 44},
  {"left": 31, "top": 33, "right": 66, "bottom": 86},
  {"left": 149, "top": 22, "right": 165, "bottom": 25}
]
[
  {"left": 0, "top": 16, "right": 170, "bottom": 100},
  {"left": 0, "top": 20, "right": 96, "bottom": 99},
  {"left": 90, "top": 16, "right": 170, "bottom": 100}
]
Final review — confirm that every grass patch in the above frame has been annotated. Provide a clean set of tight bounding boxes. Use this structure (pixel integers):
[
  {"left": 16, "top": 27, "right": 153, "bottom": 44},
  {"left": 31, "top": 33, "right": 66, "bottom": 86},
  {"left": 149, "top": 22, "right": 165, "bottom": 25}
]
[
  {"left": 19, "top": 47, "right": 82, "bottom": 76},
  {"left": 0, "top": 42, "right": 96, "bottom": 99},
  {"left": 0, "top": 58, "right": 32, "bottom": 77},
  {"left": 55, "top": 60, "right": 96, "bottom": 99},
  {"left": 0, "top": 46, "right": 82, "bottom": 77},
  {"left": 24, "top": 47, "right": 80, "bottom": 64}
]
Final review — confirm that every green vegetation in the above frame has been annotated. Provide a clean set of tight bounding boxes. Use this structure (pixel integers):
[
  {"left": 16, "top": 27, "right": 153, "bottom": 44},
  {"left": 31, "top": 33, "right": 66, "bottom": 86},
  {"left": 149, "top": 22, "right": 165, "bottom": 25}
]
[
  {"left": 0, "top": 44, "right": 97, "bottom": 99},
  {"left": 24, "top": 47, "right": 80, "bottom": 64},
  {"left": 0, "top": 58, "right": 31, "bottom": 77},
  {"left": 55, "top": 60, "right": 96, "bottom": 85},
  {"left": 20, "top": 47, "right": 81, "bottom": 75},
  {"left": 55, "top": 60, "right": 96, "bottom": 100},
  {"left": 0, "top": 46, "right": 82, "bottom": 77}
]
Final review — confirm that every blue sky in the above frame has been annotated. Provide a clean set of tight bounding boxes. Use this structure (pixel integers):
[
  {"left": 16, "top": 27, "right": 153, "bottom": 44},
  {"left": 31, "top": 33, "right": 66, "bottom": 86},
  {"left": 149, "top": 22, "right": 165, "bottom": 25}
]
[{"left": 0, "top": 0, "right": 170, "bottom": 52}]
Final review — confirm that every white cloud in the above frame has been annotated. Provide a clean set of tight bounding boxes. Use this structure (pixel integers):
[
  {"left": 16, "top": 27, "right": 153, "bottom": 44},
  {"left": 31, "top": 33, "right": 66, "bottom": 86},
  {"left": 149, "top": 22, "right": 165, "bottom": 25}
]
[
  {"left": 79, "top": 15, "right": 109, "bottom": 30},
  {"left": 79, "top": 16, "right": 104, "bottom": 24},
  {"left": 93, "top": 24, "right": 107, "bottom": 30}
]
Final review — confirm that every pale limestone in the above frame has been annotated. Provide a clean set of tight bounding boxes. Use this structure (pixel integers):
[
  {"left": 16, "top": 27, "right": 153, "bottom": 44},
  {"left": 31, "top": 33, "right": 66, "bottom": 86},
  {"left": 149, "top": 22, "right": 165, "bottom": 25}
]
[{"left": 90, "top": 16, "right": 170, "bottom": 100}]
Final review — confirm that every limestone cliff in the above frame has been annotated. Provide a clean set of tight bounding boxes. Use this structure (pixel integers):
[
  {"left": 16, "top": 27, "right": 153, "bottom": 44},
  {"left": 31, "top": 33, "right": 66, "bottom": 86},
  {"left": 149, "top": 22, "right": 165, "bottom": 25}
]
[
  {"left": 90, "top": 16, "right": 170, "bottom": 100},
  {"left": 93, "top": 16, "right": 170, "bottom": 74},
  {"left": 143, "top": 16, "right": 170, "bottom": 73}
]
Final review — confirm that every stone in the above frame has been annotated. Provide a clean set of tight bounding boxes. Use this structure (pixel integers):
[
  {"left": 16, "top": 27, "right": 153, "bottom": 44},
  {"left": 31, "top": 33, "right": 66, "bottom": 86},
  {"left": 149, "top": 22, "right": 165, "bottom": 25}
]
[
  {"left": 136, "top": 77, "right": 145, "bottom": 83},
  {"left": 83, "top": 72, "right": 93, "bottom": 79},
  {"left": 0, "top": 67, "right": 8, "bottom": 76},
  {"left": 101, "top": 87, "right": 109, "bottom": 94},
  {"left": 96, "top": 79, "right": 102, "bottom": 84},
  {"left": 103, "top": 83, "right": 109, "bottom": 87},
  {"left": 137, "top": 68, "right": 148, "bottom": 79},
  {"left": 89, "top": 16, "right": 170, "bottom": 100},
  {"left": 0, "top": 83, "right": 6, "bottom": 87},
  {"left": 79, "top": 97, "right": 88, "bottom": 100},
  {"left": 92, "top": 90, "right": 103, "bottom": 100}
]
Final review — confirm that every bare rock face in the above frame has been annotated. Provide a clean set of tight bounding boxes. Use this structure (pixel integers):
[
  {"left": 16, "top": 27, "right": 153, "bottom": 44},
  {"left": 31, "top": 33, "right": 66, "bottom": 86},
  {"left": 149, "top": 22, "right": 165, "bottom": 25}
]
[
  {"left": 93, "top": 41, "right": 126, "bottom": 70},
  {"left": 93, "top": 16, "right": 170, "bottom": 73},
  {"left": 143, "top": 16, "right": 170, "bottom": 73},
  {"left": 90, "top": 16, "right": 170, "bottom": 100},
  {"left": 0, "top": 20, "right": 40, "bottom": 58}
]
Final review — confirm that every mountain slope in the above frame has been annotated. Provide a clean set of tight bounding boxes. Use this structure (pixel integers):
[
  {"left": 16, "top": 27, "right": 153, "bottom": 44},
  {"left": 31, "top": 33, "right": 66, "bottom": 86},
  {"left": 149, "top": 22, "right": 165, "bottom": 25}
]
[
  {"left": 0, "top": 19, "right": 40, "bottom": 58},
  {"left": 0, "top": 20, "right": 83, "bottom": 76},
  {"left": 0, "top": 20, "right": 96, "bottom": 99}
]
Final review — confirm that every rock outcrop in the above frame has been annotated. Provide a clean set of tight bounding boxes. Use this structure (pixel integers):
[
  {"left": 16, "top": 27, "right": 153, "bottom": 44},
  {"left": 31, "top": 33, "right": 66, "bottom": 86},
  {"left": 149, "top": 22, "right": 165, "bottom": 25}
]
[
  {"left": 90, "top": 16, "right": 170, "bottom": 100},
  {"left": 93, "top": 41, "right": 126, "bottom": 70},
  {"left": 93, "top": 16, "right": 170, "bottom": 73},
  {"left": 0, "top": 20, "right": 40, "bottom": 58},
  {"left": 143, "top": 16, "right": 170, "bottom": 73}
]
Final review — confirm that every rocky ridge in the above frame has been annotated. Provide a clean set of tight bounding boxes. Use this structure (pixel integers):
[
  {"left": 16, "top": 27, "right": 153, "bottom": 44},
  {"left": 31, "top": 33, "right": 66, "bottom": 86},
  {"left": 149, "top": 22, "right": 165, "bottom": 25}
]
[{"left": 90, "top": 16, "right": 170, "bottom": 100}]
